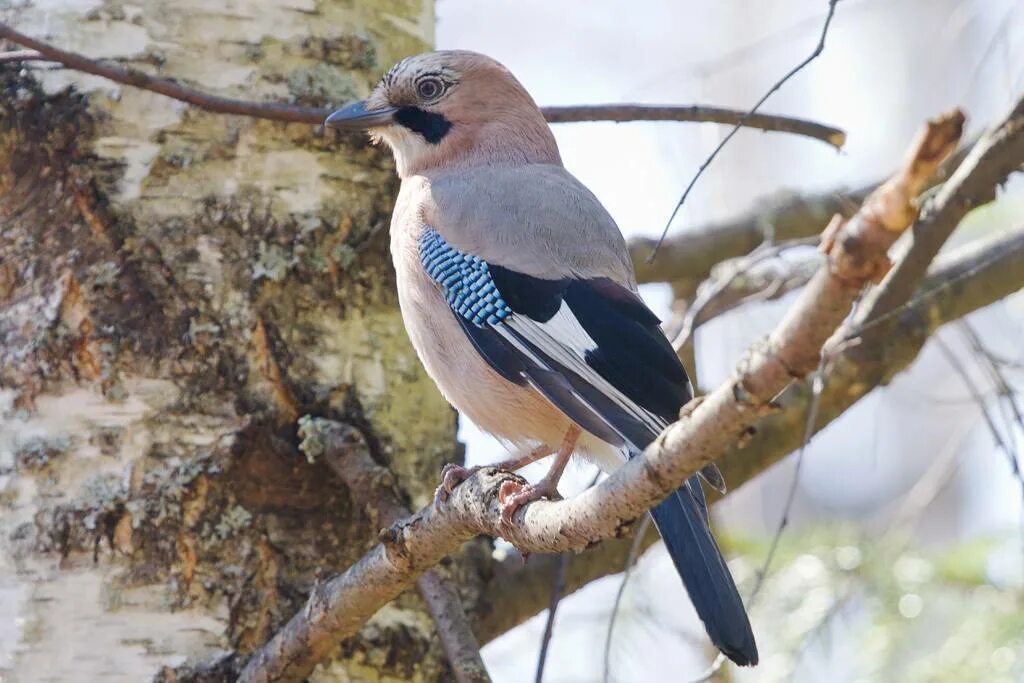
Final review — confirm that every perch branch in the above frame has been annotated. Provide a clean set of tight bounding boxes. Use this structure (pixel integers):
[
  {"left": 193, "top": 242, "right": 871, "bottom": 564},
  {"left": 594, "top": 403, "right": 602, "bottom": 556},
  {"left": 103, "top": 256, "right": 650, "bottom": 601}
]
[
  {"left": 474, "top": 223, "right": 1024, "bottom": 645},
  {"left": 295, "top": 418, "right": 490, "bottom": 683},
  {"left": 0, "top": 22, "right": 843, "bottom": 144},
  {"left": 237, "top": 111, "right": 963, "bottom": 683}
]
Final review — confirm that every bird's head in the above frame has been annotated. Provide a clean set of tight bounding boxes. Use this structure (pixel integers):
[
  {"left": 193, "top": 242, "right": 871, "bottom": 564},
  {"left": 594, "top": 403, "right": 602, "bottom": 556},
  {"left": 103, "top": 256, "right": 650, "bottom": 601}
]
[{"left": 325, "top": 50, "right": 560, "bottom": 177}]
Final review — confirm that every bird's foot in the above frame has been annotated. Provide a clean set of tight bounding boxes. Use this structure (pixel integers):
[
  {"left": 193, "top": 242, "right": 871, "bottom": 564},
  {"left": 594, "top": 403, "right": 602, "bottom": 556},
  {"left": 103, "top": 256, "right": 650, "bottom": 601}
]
[
  {"left": 497, "top": 478, "right": 561, "bottom": 527},
  {"left": 433, "top": 463, "right": 482, "bottom": 507}
]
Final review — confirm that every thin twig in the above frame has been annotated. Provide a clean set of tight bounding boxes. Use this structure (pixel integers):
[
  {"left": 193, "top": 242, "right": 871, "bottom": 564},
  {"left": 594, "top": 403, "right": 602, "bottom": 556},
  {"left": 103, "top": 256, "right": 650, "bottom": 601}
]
[
  {"left": 938, "top": 328, "right": 1024, "bottom": 564},
  {"left": 932, "top": 335, "right": 1023, "bottom": 497},
  {"left": 672, "top": 238, "right": 819, "bottom": 351},
  {"left": 649, "top": 0, "right": 842, "bottom": 262},
  {"left": 535, "top": 469, "right": 602, "bottom": 683},
  {"left": 601, "top": 514, "right": 653, "bottom": 683},
  {"left": 958, "top": 320, "right": 1024, "bottom": 484},
  {"left": 541, "top": 105, "right": 844, "bottom": 146},
  {"left": 533, "top": 553, "right": 568, "bottom": 683},
  {"left": 0, "top": 22, "right": 844, "bottom": 144},
  {"left": 752, "top": 355, "right": 828, "bottom": 609}
]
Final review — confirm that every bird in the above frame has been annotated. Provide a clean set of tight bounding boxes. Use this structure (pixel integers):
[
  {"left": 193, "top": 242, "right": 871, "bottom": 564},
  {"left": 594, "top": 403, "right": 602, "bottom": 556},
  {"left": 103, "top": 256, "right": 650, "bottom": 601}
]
[{"left": 325, "top": 50, "right": 758, "bottom": 667}]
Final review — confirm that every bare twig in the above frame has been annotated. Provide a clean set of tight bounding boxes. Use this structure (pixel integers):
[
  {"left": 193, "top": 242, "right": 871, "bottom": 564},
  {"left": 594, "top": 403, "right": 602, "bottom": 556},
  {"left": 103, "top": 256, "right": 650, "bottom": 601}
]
[
  {"left": 237, "top": 111, "right": 962, "bottom": 683},
  {"left": 0, "top": 22, "right": 843, "bottom": 144},
  {"left": 601, "top": 514, "right": 652, "bottom": 683},
  {"left": 650, "top": 0, "right": 842, "bottom": 261},
  {"left": 541, "top": 105, "right": 844, "bottom": 146},
  {"left": 672, "top": 238, "right": 819, "bottom": 351},
  {"left": 958, "top": 320, "right": 1024, "bottom": 480},
  {"left": 933, "top": 332, "right": 1024, "bottom": 532},
  {"left": 535, "top": 469, "right": 601, "bottom": 683},
  {"left": 751, "top": 354, "right": 829, "bottom": 608},
  {"left": 689, "top": 353, "right": 830, "bottom": 683},
  {"left": 295, "top": 418, "right": 491, "bottom": 683},
  {"left": 533, "top": 553, "right": 568, "bottom": 683}
]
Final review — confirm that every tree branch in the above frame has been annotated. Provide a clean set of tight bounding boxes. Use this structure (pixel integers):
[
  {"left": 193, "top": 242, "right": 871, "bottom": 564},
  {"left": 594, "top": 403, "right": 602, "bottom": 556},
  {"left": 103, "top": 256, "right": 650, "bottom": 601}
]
[
  {"left": 848, "top": 96, "right": 1024, "bottom": 348},
  {"left": 630, "top": 142, "right": 977, "bottom": 288},
  {"left": 473, "top": 223, "right": 1024, "bottom": 645},
  {"left": 0, "top": 22, "right": 843, "bottom": 145},
  {"left": 540, "top": 105, "right": 844, "bottom": 146},
  {"left": 0, "top": 49, "right": 42, "bottom": 63},
  {"left": 671, "top": 239, "right": 820, "bottom": 351},
  {"left": 294, "top": 418, "right": 490, "bottom": 683},
  {"left": 237, "top": 111, "right": 963, "bottom": 683}
]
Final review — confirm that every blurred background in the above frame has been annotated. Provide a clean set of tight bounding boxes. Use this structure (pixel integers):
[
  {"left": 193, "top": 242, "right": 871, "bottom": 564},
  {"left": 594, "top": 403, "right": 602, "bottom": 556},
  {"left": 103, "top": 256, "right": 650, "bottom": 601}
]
[{"left": 437, "top": 1, "right": 1024, "bottom": 681}]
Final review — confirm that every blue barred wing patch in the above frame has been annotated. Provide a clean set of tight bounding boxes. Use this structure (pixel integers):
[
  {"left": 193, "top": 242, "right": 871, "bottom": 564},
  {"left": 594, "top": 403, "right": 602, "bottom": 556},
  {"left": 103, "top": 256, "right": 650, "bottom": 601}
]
[{"left": 418, "top": 228, "right": 513, "bottom": 327}]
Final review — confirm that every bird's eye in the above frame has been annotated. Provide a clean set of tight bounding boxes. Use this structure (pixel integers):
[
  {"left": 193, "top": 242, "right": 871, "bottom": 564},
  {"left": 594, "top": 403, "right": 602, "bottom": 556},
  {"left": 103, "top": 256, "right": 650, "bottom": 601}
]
[{"left": 416, "top": 78, "right": 443, "bottom": 100}]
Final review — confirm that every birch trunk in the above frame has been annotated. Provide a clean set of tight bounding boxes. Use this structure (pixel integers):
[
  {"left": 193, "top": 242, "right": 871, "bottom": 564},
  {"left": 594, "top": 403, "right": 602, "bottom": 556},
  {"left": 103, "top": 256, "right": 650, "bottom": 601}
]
[{"left": 0, "top": 1, "right": 463, "bottom": 680}]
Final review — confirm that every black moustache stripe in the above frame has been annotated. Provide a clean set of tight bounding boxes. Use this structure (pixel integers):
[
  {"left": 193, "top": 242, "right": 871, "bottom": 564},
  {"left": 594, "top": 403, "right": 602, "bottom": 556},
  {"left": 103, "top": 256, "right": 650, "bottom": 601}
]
[{"left": 394, "top": 106, "right": 453, "bottom": 145}]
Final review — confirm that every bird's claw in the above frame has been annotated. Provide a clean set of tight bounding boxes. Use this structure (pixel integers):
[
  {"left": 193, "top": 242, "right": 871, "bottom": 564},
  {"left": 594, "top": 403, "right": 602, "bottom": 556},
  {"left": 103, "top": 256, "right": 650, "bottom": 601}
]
[
  {"left": 433, "top": 463, "right": 482, "bottom": 507},
  {"left": 497, "top": 478, "right": 560, "bottom": 527}
]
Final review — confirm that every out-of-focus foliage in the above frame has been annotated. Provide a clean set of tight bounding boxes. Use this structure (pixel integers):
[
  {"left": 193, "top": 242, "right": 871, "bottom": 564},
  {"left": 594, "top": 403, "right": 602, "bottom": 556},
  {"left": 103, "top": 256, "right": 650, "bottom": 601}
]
[{"left": 719, "top": 525, "right": 1024, "bottom": 682}]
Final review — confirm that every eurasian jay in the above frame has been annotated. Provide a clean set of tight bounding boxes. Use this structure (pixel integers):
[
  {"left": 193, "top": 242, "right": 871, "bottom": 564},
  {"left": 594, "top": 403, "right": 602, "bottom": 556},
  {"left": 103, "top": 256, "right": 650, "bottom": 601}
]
[{"left": 325, "top": 50, "right": 758, "bottom": 666}]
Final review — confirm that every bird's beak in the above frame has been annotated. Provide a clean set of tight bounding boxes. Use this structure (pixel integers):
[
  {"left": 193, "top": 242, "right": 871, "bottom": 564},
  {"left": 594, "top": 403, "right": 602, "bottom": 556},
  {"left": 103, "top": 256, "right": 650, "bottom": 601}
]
[{"left": 324, "top": 101, "right": 398, "bottom": 130}]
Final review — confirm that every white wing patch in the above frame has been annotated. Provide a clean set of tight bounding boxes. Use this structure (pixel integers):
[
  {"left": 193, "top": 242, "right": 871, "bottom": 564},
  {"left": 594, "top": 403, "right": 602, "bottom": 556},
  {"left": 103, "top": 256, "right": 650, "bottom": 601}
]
[
  {"left": 497, "top": 303, "right": 670, "bottom": 449},
  {"left": 537, "top": 302, "right": 598, "bottom": 355}
]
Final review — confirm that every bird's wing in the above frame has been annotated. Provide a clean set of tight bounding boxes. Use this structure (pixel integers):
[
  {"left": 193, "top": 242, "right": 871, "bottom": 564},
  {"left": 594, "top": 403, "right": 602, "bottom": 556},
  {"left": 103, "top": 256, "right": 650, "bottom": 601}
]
[{"left": 420, "top": 227, "right": 690, "bottom": 451}]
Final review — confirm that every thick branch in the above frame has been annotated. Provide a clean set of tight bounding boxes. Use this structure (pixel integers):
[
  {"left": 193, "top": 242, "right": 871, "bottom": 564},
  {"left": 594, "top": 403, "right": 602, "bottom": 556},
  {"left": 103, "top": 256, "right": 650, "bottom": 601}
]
[
  {"left": 238, "top": 111, "right": 963, "bottom": 683},
  {"left": 630, "top": 142, "right": 976, "bottom": 288},
  {"left": 0, "top": 22, "right": 842, "bottom": 144},
  {"left": 292, "top": 419, "right": 490, "bottom": 683},
  {"left": 474, "top": 223, "right": 1024, "bottom": 642},
  {"left": 849, "top": 97, "right": 1024, "bottom": 348}
]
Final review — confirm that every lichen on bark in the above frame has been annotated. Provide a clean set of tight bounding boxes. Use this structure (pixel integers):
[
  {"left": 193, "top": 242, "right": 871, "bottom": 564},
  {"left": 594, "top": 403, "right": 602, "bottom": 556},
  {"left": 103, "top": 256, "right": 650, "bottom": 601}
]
[{"left": 0, "top": 1, "right": 464, "bottom": 680}]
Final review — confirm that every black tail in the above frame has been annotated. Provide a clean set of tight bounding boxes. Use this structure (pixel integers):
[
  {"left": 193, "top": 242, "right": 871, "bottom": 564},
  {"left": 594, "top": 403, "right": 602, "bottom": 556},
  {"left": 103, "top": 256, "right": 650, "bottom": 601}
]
[{"left": 649, "top": 476, "right": 758, "bottom": 666}]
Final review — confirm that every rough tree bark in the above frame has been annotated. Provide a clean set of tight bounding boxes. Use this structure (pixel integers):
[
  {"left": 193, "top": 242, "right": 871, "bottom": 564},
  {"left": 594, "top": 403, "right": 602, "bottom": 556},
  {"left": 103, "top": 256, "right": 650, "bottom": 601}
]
[{"left": 0, "top": 2, "right": 485, "bottom": 681}]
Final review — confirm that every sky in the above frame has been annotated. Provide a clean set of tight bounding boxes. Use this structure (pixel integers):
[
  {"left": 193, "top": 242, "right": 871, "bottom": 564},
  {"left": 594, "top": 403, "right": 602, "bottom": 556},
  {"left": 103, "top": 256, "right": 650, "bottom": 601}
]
[{"left": 434, "top": 1, "right": 1024, "bottom": 680}]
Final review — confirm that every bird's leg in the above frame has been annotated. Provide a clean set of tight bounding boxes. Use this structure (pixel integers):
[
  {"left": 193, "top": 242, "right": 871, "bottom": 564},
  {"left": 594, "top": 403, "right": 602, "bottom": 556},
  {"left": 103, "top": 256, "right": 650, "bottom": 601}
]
[
  {"left": 433, "top": 443, "right": 554, "bottom": 507},
  {"left": 497, "top": 424, "right": 581, "bottom": 527}
]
